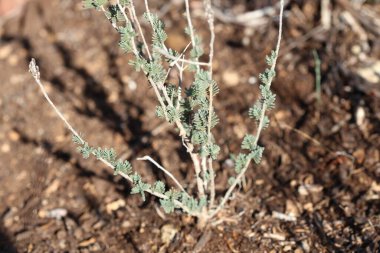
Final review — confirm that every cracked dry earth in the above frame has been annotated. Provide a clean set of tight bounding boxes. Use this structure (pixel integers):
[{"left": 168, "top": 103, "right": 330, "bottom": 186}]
[{"left": 1, "top": 0, "right": 380, "bottom": 252}]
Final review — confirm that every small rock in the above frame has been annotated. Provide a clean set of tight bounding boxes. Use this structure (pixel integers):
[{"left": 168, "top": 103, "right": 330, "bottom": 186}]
[
  {"left": 78, "top": 237, "right": 96, "bottom": 248},
  {"left": 286, "top": 199, "right": 301, "bottom": 217},
  {"left": 0, "top": 44, "right": 12, "bottom": 60},
  {"left": 55, "top": 135, "right": 66, "bottom": 143},
  {"left": 272, "top": 211, "right": 297, "bottom": 222},
  {"left": 128, "top": 80, "right": 137, "bottom": 91},
  {"left": 371, "top": 181, "right": 380, "bottom": 192},
  {"left": 355, "top": 106, "right": 366, "bottom": 127},
  {"left": 255, "top": 179, "right": 264, "bottom": 185},
  {"left": 38, "top": 208, "right": 68, "bottom": 219},
  {"left": 93, "top": 219, "right": 106, "bottom": 230},
  {"left": 106, "top": 199, "right": 126, "bottom": 214},
  {"left": 8, "top": 130, "right": 20, "bottom": 142},
  {"left": 108, "top": 91, "right": 119, "bottom": 103},
  {"left": 248, "top": 76, "right": 257, "bottom": 85},
  {"left": 298, "top": 184, "right": 323, "bottom": 196},
  {"left": 353, "top": 148, "right": 365, "bottom": 164},
  {"left": 8, "top": 55, "right": 19, "bottom": 66},
  {"left": 303, "top": 203, "right": 314, "bottom": 212},
  {"left": 161, "top": 224, "right": 178, "bottom": 246},
  {"left": 45, "top": 179, "right": 60, "bottom": 196},
  {"left": 122, "top": 220, "right": 132, "bottom": 228},
  {"left": 263, "top": 232, "right": 286, "bottom": 241},
  {"left": 1, "top": 143, "right": 10, "bottom": 153},
  {"left": 357, "top": 61, "right": 380, "bottom": 83},
  {"left": 58, "top": 240, "right": 67, "bottom": 249},
  {"left": 27, "top": 243, "right": 34, "bottom": 253},
  {"left": 222, "top": 70, "right": 240, "bottom": 87},
  {"left": 351, "top": 45, "right": 361, "bottom": 55}
]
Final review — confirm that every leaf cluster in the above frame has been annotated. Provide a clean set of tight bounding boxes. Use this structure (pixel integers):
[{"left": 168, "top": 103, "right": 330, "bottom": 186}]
[{"left": 72, "top": 135, "right": 206, "bottom": 214}]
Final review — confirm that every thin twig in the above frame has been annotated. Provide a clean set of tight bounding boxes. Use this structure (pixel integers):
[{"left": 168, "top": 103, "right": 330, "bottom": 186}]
[
  {"left": 156, "top": 47, "right": 210, "bottom": 66},
  {"left": 185, "top": 0, "right": 200, "bottom": 72},
  {"left": 208, "top": 158, "right": 215, "bottom": 207},
  {"left": 137, "top": 155, "right": 188, "bottom": 194},
  {"left": 29, "top": 59, "right": 83, "bottom": 143},
  {"left": 128, "top": 0, "right": 152, "bottom": 60},
  {"left": 203, "top": 0, "right": 217, "bottom": 209}
]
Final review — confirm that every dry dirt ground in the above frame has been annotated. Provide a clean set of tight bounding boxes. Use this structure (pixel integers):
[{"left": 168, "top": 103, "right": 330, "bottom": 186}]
[{"left": 1, "top": 0, "right": 380, "bottom": 252}]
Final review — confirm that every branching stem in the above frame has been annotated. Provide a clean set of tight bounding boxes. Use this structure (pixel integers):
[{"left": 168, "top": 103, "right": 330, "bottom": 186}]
[
  {"left": 209, "top": 0, "right": 285, "bottom": 220},
  {"left": 29, "top": 59, "right": 195, "bottom": 215}
]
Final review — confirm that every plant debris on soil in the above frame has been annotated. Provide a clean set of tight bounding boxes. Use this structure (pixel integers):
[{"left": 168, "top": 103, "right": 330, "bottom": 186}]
[{"left": 1, "top": 0, "right": 380, "bottom": 252}]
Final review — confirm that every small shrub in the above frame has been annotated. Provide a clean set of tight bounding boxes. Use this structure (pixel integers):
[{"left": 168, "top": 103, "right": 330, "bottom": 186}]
[{"left": 29, "top": 0, "right": 284, "bottom": 228}]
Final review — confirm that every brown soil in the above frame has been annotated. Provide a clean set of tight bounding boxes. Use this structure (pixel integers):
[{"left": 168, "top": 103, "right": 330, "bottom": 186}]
[{"left": 1, "top": 0, "right": 380, "bottom": 252}]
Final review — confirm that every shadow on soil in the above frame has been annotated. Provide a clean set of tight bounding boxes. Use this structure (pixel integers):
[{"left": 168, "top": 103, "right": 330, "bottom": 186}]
[{"left": 0, "top": 222, "right": 18, "bottom": 253}]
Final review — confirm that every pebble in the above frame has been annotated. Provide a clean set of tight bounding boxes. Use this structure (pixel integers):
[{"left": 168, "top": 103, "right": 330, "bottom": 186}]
[
  {"left": 357, "top": 61, "right": 380, "bottom": 83},
  {"left": 122, "top": 220, "right": 132, "bottom": 228},
  {"left": 93, "top": 220, "right": 106, "bottom": 230},
  {"left": 298, "top": 184, "right": 323, "bottom": 196},
  {"left": 58, "top": 240, "right": 67, "bottom": 249},
  {"left": 106, "top": 199, "right": 126, "bottom": 214},
  {"left": 8, "top": 130, "right": 20, "bottom": 141},
  {"left": 38, "top": 208, "right": 68, "bottom": 219},
  {"left": 222, "top": 70, "right": 240, "bottom": 87},
  {"left": 161, "top": 224, "right": 178, "bottom": 246},
  {"left": 303, "top": 203, "right": 314, "bottom": 212},
  {"left": 371, "top": 181, "right": 380, "bottom": 192},
  {"left": 351, "top": 45, "right": 361, "bottom": 55},
  {"left": 8, "top": 55, "right": 19, "bottom": 66},
  {"left": 45, "top": 179, "right": 60, "bottom": 196},
  {"left": 78, "top": 237, "right": 97, "bottom": 247},
  {"left": 0, "top": 44, "right": 12, "bottom": 60},
  {"left": 1, "top": 143, "right": 10, "bottom": 153},
  {"left": 286, "top": 199, "right": 301, "bottom": 217},
  {"left": 353, "top": 148, "right": 365, "bottom": 164},
  {"left": 248, "top": 76, "right": 257, "bottom": 85},
  {"left": 355, "top": 106, "right": 366, "bottom": 127}
]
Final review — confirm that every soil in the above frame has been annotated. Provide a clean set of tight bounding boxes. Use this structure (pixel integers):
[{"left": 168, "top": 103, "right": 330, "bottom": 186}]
[{"left": 1, "top": 0, "right": 380, "bottom": 252}]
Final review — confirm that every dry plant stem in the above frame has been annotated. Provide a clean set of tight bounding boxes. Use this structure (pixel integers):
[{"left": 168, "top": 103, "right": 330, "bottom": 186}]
[
  {"left": 133, "top": 2, "right": 206, "bottom": 200},
  {"left": 137, "top": 155, "right": 188, "bottom": 194},
  {"left": 184, "top": 0, "right": 200, "bottom": 72},
  {"left": 127, "top": 0, "right": 152, "bottom": 61},
  {"left": 164, "top": 43, "right": 190, "bottom": 100},
  {"left": 191, "top": 154, "right": 206, "bottom": 197},
  {"left": 201, "top": 157, "right": 208, "bottom": 190},
  {"left": 203, "top": 0, "right": 216, "bottom": 209},
  {"left": 29, "top": 59, "right": 194, "bottom": 215},
  {"left": 209, "top": 0, "right": 285, "bottom": 220},
  {"left": 208, "top": 158, "right": 215, "bottom": 207},
  {"left": 157, "top": 48, "right": 210, "bottom": 66}
]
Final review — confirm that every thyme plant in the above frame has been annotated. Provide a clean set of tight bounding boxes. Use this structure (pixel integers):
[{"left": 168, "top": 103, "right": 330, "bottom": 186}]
[{"left": 29, "top": 0, "right": 284, "bottom": 227}]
